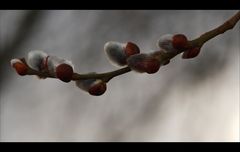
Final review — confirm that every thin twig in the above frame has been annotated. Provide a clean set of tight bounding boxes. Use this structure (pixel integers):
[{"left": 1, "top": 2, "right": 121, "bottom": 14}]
[{"left": 188, "top": 11, "right": 240, "bottom": 48}]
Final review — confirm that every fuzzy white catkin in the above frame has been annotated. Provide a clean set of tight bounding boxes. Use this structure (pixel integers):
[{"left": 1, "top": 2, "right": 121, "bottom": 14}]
[
  {"left": 157, "top": 34, "right": 178, "bottom": 53},
  {"left": 47, "top": 56, "right": 74, "bottom": 75},
  {"left": 27, "top": 50, "right": 48, "bottom": 71},
  {"left": 104, "top": 41, "right": 128, "bottom": 67}
]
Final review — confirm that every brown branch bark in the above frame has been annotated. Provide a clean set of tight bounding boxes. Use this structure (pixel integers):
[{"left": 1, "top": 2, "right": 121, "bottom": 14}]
[
  {"left": 16, "top": 11, "right": 240, "bottom": 83},
  {"left": 188, "top": 11, "right": 240, "bottom": 48}
]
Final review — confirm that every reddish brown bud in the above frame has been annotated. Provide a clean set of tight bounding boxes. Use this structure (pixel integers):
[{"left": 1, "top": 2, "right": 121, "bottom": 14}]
[
  {"left": 182, "top": 47, "right": 201, "bottom": 59},
  {"left": 88, "top": 81, "right": 107, "bottom": 96},
  {"left": 127, "top": 54, "right": 161, "bottom": 74},
  {"left": 124, "top": 42, "right": 140, "bottom": 57},
  {"left": 76, "top": 79, "right": 107, "bottom": 96},
  {"left": 13, "top": 62, "right": 28, "bottom": 76},
  {"left": 10, "top": 59, "right": 28, "bottom": 76},
  {"left": 55, "top": 63, "right": 73, "bottom": 82},
  {"left": 144, "top": 58, "right": 161, "bottom": 74},
  {"left": 172, "top": 34, "right": 188, "bottom": 51}
]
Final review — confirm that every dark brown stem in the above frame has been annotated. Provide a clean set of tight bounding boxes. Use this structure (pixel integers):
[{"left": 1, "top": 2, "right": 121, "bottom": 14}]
[
  {"left": 188, "top": 11, "right": 240, "bottom": 48},
  {"left": 72, "top": 67, "right": 131, "bottom": 82},
  {"left": 17, "top": 11, "right": 240, "bottom": 83}
]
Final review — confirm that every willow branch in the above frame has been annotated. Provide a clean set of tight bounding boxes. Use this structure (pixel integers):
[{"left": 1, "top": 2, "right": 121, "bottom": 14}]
[{"left": 21, "top": 11, "right": 240, "bottom": 83}]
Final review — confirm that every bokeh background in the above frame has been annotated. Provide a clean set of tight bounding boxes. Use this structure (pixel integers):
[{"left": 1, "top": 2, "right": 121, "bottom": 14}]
[{"left": 0, "top": 10, "right": 239, "bottom": 142}]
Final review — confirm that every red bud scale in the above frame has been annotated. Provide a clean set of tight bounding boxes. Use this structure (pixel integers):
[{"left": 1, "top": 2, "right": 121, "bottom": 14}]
[
  {"left": 182, "top": 47, "right": 201, "bottom": 59},
  {"left": 10, "top": 59, "right": 28, "bottom": 76}
]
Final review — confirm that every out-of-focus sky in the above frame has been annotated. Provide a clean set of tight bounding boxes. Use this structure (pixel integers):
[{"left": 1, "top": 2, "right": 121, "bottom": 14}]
[{"left": 0, "top": 10, "right": 239, "bottom": 142}]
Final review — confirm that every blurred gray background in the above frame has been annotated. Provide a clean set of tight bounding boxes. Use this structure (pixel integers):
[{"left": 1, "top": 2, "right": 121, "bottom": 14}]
[{"left": 0, "top": 10, "right": 239, "bottom": 142}]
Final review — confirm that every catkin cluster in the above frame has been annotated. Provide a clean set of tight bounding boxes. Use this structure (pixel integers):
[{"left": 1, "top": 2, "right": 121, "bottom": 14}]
[{"left": 11, "top": 34, "right": 201, "bottom": 96}]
